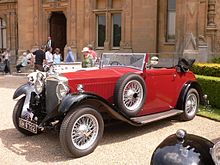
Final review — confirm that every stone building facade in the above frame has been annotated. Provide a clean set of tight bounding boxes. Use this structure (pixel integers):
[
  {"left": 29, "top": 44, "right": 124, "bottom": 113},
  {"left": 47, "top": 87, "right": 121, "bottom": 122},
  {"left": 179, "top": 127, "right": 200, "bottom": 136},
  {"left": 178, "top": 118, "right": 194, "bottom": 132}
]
[{"left": 0, "top": 0, "right": 219, "bottom": 63}]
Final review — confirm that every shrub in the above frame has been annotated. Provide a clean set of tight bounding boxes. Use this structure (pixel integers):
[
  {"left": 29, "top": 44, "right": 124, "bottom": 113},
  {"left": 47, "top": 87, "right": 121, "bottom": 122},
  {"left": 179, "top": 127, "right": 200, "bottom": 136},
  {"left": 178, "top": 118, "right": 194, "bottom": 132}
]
[
  {"left": 192, "top": 63, "right": 220, "bottom": 77},
  {"left": 212, "top": 57, "right": 220, "bottom": 64},
  {"left": 196, "top": 75, "right": 220, "bottom": 109}
]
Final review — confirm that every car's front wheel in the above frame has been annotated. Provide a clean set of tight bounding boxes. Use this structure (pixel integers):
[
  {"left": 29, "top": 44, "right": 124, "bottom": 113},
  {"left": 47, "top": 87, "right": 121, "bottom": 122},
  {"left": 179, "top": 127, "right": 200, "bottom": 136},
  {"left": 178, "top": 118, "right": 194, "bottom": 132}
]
[
  {"left": 12, "top": 97, "right": 37, "bottom": 136},
  {"left": 60, "top": 106, "right": 104, "bottom": 158},
  {"left": 180, "top": 88, "right": 199, "bottom": 121}
]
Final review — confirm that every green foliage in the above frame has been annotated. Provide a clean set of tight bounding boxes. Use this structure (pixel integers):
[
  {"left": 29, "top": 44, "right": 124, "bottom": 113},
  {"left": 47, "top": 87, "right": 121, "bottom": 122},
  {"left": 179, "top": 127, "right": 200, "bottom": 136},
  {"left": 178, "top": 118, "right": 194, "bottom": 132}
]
[
  {"left": 212, "top": 57, "right": 220, "bottom": 64},
  {"left": 191, "top": 63, "right": 220, "bottom": 77},
  {"left": 196, "top": 75, "right": 220, "bottom": 109},
  {"left": 198, "top": 106, "right": 220, "bottom": 121}
]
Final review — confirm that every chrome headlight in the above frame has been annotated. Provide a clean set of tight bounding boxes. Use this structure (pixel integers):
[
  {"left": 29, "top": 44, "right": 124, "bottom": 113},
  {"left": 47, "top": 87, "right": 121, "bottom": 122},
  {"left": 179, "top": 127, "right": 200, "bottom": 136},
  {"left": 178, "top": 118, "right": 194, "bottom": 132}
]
[
  {"left": 211, "top": 141, "right": 220, "bottom": 165},
  {"left": 35, "top": 79, "right": 44, "bottom": 94},
  {"left": 34, "top": 72, "right": 45, "bottom": 94},
  {"left": 56, "top": 82, "right": 69, "bottom": 100}
]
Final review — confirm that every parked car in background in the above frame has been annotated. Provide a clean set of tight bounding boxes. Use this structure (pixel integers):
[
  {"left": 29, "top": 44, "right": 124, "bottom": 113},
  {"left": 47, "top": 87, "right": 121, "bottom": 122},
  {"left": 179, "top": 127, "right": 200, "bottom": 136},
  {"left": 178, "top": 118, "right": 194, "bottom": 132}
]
[
  {"left": 13, "top": 53, "right": 205, "bottom": 157},
  {"left": 151, "top": 129, "right": 220, "bottom": 165}
]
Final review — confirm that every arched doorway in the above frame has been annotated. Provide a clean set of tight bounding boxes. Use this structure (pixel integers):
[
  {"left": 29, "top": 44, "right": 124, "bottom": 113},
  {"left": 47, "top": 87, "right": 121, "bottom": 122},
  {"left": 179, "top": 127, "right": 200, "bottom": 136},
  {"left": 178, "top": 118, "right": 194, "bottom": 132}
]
[{"left": 49, "top": 12, "right": 66, "bottom": 59}]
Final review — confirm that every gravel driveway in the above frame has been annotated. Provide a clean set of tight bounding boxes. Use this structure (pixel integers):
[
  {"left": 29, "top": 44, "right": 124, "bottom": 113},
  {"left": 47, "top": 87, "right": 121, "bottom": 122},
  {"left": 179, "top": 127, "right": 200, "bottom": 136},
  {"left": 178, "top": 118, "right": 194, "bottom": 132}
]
[{"left": 0, "top": 75, "right": 219, "bottom": 165}]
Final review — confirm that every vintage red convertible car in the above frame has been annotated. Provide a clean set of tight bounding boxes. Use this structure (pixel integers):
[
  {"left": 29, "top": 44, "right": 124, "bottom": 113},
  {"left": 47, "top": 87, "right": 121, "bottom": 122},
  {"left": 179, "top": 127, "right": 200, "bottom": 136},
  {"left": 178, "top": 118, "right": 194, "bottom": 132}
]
[{"left": 13, "top": 53, "right": 205, "bottom": 157}]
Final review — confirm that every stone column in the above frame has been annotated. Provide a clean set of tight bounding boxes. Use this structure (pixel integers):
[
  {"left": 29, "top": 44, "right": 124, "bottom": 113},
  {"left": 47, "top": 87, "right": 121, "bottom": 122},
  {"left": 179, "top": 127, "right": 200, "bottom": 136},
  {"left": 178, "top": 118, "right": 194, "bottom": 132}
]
[
  {"left": 65, "top": 0, "right": 77, "bottom": 60},
  {"left": 121, "top": 0, "right": 132, "bottom": 51},
  {"left": 33, "top": 0, "right": 40, "bottom": 49},
  {"left": 206, "top": 0, "right": 217, "bottom": 52},
  {"left": 84, "top": 0, "right": 91, "bottom": 45},
  {"left": 104, "top": 11, "right": 111, "bottom": 50},
  {"left": 89, "top": 0, "right": 96, "bottom": 49},
  {"left": 69, "top": 0, "right": 77, "bottom": 48},
  {"left": 17, "top": 0, "right": 34, "bottom": 55},
  {"left": 7, "top": 11, "right": 17, "bottom": 64}
]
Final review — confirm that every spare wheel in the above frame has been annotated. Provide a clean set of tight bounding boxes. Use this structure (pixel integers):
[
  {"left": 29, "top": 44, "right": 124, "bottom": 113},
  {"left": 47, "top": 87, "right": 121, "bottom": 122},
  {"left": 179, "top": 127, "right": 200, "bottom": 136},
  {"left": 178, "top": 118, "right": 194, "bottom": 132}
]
[{"left": 114, "top": 73, "right": 146, "bottom": 117}]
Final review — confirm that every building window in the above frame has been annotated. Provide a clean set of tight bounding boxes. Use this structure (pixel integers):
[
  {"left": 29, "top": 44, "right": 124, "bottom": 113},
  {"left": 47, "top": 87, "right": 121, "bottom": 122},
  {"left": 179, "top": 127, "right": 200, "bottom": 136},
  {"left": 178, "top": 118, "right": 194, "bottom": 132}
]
[
  {"left": 167, "top": 0, "right": 176, "bottom": 41},
  {"left": 97, "top": 15, "right": 106, "bottom": 47},
  {"left": 95, "top": 0, "right": 122, "bottom": 49},
  {"left": 0, "top": 18, "right": 6, "bottom": 53},
  {"left": 112, "top": 14, "right": 121, "bottom": 48}
]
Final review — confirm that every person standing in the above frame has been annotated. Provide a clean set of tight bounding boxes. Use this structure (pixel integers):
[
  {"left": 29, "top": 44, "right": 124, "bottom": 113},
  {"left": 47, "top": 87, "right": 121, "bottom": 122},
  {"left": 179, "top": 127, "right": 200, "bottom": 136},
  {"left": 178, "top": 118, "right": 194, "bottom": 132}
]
[
  {"left": 45, "top": 47, "right": 53, "bottom": 65},
  {"left": 33, "top": 45, "right": 45, "bottom": 71},
  {"left": 87, "top": 44, "right": 97, "bottom": 60},
  {"left": 87, "top": 44, "right": 97, "bottom": 66},
  {"left": 82, "top": 47, "right": 93, "bottom": 68},
  {"left": 65, "top": 47, "right": 75, "bottom": 62},
  {"left": 53, "top": 48, "right": 62, "bottom": 64},
  {"left": 2, "top": 48, "right": 11, "bottom": 74},
  {"left": 46, "top": 36, "right": 55, "bottom": 50}
]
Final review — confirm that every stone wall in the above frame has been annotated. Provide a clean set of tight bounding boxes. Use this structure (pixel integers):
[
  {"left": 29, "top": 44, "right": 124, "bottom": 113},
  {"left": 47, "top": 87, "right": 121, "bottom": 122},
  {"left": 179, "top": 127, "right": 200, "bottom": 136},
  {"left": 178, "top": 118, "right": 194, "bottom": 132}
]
[
  {"left": 0, "top": 0, "right": 17, "bottom": 64},
  {"left": 1, "top": 0, "right": 220, "bottom": 63}
]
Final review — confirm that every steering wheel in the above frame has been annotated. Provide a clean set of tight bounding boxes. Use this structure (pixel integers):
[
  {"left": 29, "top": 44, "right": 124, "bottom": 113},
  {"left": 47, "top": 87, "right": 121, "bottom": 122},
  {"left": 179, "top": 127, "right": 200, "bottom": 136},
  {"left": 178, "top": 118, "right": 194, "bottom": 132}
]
[{"left": 110, "top": 61, "right": 122, "bottom": 66}]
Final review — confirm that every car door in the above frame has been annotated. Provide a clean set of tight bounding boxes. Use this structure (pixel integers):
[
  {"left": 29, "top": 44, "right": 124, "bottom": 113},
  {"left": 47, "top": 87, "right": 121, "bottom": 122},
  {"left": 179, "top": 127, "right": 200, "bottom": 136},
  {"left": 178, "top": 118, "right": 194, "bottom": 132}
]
[{"left": 139, "top": 68, "right": 180, "bottom": 115}]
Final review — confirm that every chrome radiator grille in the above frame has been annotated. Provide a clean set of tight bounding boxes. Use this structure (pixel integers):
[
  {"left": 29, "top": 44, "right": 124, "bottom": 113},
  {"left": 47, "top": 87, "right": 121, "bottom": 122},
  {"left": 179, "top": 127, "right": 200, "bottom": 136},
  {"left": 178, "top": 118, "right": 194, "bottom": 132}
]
[{"left": 46, "top": 78, "right": 59, "bottom": 114}]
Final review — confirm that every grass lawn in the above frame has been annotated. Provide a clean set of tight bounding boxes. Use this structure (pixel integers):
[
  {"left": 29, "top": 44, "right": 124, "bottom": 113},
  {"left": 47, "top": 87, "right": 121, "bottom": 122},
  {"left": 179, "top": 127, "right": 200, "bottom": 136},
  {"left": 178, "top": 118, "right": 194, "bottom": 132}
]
[{"left": 197, "top": 106, "right": 220, "bottom": 121}]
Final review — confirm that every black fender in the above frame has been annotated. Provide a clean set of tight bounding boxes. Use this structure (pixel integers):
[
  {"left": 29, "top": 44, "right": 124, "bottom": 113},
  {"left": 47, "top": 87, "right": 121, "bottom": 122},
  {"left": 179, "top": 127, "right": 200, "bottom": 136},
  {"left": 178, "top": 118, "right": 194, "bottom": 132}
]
[
  {"left": 151, "top": 130, "right": 214, "bottom": 165},
  {"left": 58, "top": 93, "right": 141, "bottom": 126},
  {"left": 176, "top": 81, "right": 204, "bottom": 110},
  {"left": 13, "top": 83, "right": 32, "bottom": 100}
]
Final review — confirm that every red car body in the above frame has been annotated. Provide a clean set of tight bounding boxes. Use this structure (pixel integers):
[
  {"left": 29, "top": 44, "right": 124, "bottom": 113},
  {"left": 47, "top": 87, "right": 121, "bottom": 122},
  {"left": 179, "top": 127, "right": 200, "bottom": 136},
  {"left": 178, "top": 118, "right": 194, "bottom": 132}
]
[{"left": 62, "top": 66, "right": 196, "bottom": 116}]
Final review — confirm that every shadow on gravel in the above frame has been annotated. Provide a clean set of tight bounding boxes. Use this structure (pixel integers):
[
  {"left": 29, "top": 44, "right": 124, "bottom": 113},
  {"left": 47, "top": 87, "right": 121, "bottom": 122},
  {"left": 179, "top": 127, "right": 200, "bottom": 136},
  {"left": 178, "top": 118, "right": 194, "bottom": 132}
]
[
  {"left": 0, "top": 128, "right": 70, "bottom": 163},
  {"left": 0, "top": 118, "right": 176, "bottom": 162},
  {"left": 100, "top": 118, "right": 175, "bottom": 145}
]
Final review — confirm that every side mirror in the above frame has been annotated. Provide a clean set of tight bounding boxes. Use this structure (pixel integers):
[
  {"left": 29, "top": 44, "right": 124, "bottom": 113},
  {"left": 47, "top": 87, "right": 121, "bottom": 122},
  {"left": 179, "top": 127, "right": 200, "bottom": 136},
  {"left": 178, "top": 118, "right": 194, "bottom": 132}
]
[{"left": 150, "top": 56, "right": 159, "bottom": 66}]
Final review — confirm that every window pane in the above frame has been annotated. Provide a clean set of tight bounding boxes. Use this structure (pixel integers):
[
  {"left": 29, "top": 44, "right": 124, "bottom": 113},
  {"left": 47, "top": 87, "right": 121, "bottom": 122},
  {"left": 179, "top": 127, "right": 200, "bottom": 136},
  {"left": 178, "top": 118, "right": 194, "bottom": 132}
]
[
  {"left": 0, "top": 18, "right": 6, "bottom": 50},
  {"left": 113, "top": 14, "right": 121, "bottom": 47},
  {"left": 167, "top": 0, "right": 176, "bottom": 41},
  {"left": 3, "top": 28, "right": 6, "bottom": 49},
  {"left": 168, "top": 0, "right": 176, "bottom": 10},
  {"left": 98, "top": 15, "right": 106, "bottom": 47},
  {"left": 167, "top": 11, "right": 176, "bottom": 40}
]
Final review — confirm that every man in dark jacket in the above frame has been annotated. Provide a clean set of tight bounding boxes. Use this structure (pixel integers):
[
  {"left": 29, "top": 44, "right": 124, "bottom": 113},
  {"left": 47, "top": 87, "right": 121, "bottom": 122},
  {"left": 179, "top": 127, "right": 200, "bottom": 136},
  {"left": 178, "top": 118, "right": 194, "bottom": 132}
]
[{"left": 33, "top": 45, "right": 45, "bottom": 71}]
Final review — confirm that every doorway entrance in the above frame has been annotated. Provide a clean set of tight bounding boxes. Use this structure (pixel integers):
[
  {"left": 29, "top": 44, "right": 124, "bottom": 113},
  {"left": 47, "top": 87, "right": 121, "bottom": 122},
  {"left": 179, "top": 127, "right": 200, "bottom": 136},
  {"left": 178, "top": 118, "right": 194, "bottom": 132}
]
[{"left": 49, "top": 12, "right": 66, "bottom": 59}]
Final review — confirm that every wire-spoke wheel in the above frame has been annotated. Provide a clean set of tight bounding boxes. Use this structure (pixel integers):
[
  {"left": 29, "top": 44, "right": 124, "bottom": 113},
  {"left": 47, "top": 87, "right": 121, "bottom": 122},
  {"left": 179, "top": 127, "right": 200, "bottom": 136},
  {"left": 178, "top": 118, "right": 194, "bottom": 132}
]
[
  {"left": 71, "top": 114, "right": 99, "bottom": 150},
  {"left": 60, "top": 106, "right": 104, "bottom": 158},
  {"left": 181, "top": 88, "right": 199, "bottom": 121},
  {"left": 123, "top": 80, "right": 144, "bottom": 111},
  {"left": 114, "top": 73, "right": 146, "bottom": 117}
]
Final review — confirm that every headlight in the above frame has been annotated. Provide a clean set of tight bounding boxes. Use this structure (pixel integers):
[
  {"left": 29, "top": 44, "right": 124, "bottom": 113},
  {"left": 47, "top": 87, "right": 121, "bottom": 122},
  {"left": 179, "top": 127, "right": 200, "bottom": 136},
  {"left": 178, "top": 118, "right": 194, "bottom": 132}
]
[
  {"left": 36, "top": 72, "right": 44, "bottom": 80},
  {"left": 35, "top": 79, "right": 44, "bottom": 94},
  {"left": 211, "top": 141, "right": 220, "bottom": 165},
  {"left": 56, "top": 82, "right": 69, "bottom": 100}
]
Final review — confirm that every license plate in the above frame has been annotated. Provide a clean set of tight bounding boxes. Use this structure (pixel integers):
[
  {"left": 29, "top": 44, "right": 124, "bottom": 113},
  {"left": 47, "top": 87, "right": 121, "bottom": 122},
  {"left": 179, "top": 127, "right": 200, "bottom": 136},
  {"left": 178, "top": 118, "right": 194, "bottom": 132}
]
[{"left": 19, "top": 118, "right": 38, "bottom": 134}]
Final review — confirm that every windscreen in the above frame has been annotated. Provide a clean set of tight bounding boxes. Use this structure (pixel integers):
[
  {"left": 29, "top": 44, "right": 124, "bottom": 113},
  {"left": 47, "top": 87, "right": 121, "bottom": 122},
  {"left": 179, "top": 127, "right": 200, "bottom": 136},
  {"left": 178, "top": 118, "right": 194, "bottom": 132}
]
[{"left": 101, "top": 53, "right": 146, "bottom": 70}]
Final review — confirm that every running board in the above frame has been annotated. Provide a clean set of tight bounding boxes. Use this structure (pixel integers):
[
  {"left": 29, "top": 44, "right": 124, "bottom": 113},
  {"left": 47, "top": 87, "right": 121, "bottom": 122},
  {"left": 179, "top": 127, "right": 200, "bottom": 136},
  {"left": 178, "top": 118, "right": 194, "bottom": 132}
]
[{"left": 130, "top": 109, "right": 183, "bottom": 124}]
